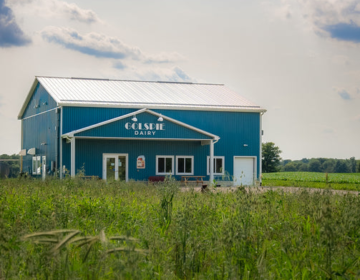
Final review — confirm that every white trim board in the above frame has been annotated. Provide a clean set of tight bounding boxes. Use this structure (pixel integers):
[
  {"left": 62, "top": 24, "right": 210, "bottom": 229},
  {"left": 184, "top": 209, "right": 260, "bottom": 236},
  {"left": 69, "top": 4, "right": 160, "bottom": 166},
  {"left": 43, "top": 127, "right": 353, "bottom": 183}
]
[
  {"left": 207, "top": 156, "right": 225, "bottom": 176},
  {"left": 73, "top": 136, "right": 213, "bottom": 141},
  {"left": 58, "top": 102, "right": 266, "bottom": 113},
  {"left": 175, "top": 156, "right": 194, "bottom": 175},
  {"left": 156, "top": 155, "right": 174, "bottom": 175}
]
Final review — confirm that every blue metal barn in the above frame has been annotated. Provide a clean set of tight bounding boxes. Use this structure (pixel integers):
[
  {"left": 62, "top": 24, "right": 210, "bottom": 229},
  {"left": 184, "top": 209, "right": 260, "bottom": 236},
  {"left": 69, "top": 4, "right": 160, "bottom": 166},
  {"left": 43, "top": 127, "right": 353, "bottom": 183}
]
[{"left": 18, "top": 77, "right": 266, "bottom": 185}]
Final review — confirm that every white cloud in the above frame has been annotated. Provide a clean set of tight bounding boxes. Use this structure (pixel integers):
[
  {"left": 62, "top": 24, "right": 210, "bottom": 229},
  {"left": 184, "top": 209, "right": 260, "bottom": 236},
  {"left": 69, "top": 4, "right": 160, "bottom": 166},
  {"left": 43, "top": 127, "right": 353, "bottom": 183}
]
[
  {"left": 41, "top": 26, "right": 142, "bottom": 59},
  {"left": 333, "top": 86, "right": 360, "bottom": 100},
  {"left": 270, "top": 0, "right": 360, "bottom": 43},
  {"left": 353, "top": 114, "right": 360, "bottom": 121},
  {"left": 40, "top": 26, "right": 185, "bottom": 64},
  {"left": 7, "top": 0, "right": 101, "bottom": 24},
  {"left": 145, "top": 52, "right": 186, "bottom": 64},
  {"left": 331, "top": 55, "right": 349, "bottom": 65}
]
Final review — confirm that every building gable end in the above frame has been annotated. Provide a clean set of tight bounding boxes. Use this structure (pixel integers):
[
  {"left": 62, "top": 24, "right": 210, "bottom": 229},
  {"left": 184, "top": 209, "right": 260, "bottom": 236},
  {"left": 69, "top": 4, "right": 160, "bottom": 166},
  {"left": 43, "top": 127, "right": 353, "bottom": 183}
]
[{"left": 63, "top": 109, "right": 218, "bottom": 140}]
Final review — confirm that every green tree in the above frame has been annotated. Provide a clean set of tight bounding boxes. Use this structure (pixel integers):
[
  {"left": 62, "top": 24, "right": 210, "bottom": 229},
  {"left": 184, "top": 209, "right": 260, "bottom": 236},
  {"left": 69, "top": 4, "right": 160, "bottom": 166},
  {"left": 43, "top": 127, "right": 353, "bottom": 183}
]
[
  {"left": 349, "top": 157, "right": 357, "bottom": 173},
  {"left": 308, "top": 159, "right": 322, "bottom": 172},
  {"left": 334, "top": 160, "right": 350, "bottom": 173},
  {"left": 322, "top": 159, "right": 335, "bottom": 173},
  {"left": 262, "top": 142, "right": 282, "bottom": 173},
  {"left": 298, "top": 163, "right": 308, "bottom": 171},
  {"left": 283, "top": 162, "right": 297, "bottom": 171}
]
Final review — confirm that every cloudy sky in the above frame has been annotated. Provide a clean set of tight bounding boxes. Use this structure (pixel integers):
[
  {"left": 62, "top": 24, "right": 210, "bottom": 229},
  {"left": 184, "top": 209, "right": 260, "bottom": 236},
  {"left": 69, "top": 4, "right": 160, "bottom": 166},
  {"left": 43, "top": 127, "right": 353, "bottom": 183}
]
[{"left": 0, "top": 0, "right": 359, "bottom": 160}]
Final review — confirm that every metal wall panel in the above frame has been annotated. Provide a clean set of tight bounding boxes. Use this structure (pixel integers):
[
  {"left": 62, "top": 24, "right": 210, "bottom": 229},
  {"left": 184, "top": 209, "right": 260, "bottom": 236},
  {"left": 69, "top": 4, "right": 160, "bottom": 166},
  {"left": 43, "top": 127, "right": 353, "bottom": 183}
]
[
  {"left": 22, "top": 109, "right": 59, "bottom": 175},
  {"left": 22, "top": 83, "right": 58, "bottom": 119},
  {"left": 70, "top": 139, "right": 208, "bottom": 181},
  {"left": 62, "top": 107, "right": 260, "bottom": 180}
]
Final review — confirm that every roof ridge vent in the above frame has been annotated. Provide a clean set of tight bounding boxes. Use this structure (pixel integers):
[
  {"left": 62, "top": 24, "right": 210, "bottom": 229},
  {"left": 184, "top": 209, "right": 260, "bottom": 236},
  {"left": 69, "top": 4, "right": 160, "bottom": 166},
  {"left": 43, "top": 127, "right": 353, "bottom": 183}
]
[{"left": 71, "top": 77, "right": 110, "bottom": 81}]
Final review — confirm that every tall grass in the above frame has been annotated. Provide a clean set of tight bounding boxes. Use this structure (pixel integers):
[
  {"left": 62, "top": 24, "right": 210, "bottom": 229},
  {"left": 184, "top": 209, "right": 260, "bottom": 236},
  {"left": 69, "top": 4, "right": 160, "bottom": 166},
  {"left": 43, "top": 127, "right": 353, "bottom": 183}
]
[{"left": 1, "top": 177, "right": 360, "bottom": 279}]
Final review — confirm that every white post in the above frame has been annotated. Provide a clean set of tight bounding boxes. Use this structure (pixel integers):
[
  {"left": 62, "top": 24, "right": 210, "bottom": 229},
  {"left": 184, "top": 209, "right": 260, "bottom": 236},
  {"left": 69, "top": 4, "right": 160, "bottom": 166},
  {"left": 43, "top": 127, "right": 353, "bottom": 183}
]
[
  {"left": 259, "top": 113, "right": 263, "bottom": 186},
  {"left": 209, "top": 139, "right": 214, "bottom": 184},
  {"left": 71, "top": 137, "right": 75, "bottom": 177}
]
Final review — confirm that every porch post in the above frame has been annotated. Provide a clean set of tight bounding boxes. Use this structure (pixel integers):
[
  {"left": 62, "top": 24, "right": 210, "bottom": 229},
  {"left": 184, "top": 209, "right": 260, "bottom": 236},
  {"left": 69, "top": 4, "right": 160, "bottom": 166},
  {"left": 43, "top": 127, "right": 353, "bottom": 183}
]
[
  {"left": 209, "top": 139, "right": 214, "bottom": 184},
  {"left": 71, "top": 137, "right": 75, "bottom": 177}
]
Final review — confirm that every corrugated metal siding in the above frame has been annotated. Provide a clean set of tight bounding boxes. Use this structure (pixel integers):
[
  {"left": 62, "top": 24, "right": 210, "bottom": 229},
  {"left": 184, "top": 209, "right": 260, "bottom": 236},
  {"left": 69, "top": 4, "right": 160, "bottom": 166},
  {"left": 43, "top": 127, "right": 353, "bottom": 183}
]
[
  {"left": 72, "top": 139, "right": 207, "bottom": 181},
  {"left": 37, "top": 77, "right": 263, "bottom": 111},
  {"left": 22, "top": 83, "right": 58, "bottom": 119},
  {"left": 75, "top": 112, "right": 213, "bottom": 140},
  {"left": 63, "top": 107, "right": 136, "bottom": 134},
  {"left": 22, "top": 109, "right": 59, "bottom": 174},
  {"left": 62, "top": 107, "right": 260, "bottom": 180}
]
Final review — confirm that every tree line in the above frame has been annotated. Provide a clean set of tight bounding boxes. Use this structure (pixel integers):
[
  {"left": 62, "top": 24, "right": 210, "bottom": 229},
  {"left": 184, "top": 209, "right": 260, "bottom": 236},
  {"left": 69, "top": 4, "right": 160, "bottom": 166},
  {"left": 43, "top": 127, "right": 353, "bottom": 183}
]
[
  {"left": 262, "top": 142, "right": 360, "bottom": 173},
  {"left": 280, "top": 157, "right": 359, "bottom": 173}
]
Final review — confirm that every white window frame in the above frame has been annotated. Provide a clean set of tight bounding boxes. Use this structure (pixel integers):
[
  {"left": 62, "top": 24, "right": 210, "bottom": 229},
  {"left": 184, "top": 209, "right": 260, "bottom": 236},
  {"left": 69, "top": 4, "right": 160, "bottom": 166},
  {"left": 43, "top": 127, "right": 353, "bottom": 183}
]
[
  {"left": 175, "top": 156, "right": 194, "bottom": 175},
  {"left": 156, "top": 156, "right": 174, "bottom": 175},
  {"left": 32, "top": 156, "right": 41, "bottom": 175},
  {"left": 207, "top": 156, "right": 225, "bottom": 175}
]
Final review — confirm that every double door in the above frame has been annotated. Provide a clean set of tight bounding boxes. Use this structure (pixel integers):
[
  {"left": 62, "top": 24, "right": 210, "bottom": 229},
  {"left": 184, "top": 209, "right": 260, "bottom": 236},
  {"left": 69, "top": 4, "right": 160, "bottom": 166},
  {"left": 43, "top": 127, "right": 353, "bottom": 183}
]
[{"left": 103, "top": 154, "right": 128, "bottom": 181}]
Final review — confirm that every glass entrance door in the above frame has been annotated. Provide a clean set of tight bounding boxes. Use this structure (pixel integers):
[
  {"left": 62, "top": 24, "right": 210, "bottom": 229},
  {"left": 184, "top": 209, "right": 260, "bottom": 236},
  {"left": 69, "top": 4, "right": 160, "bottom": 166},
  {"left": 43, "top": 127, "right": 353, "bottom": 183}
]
[{"left": 103, "top": 154, "right": 128, "bottom": 181}]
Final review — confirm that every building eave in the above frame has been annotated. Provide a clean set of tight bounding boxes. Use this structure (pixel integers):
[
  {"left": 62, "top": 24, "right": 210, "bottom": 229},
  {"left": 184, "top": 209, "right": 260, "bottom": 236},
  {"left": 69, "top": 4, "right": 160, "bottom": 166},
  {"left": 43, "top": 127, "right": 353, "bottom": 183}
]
[{"left": 57, "top": 102, "right": 267, "bottom": 113}]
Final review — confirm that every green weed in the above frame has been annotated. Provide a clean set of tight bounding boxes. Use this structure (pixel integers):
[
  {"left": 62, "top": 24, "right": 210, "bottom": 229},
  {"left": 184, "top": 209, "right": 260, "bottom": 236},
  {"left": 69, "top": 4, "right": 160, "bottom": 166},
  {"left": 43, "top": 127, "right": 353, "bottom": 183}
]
[{"left": 1, "top": 178, "right": 360, "bottom": 279}]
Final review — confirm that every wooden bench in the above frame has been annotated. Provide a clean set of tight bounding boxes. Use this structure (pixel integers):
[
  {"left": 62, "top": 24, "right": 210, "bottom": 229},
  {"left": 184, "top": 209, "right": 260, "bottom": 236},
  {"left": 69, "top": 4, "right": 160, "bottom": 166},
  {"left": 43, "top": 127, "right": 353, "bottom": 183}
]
[
  {"left": 181, "top": 176, "right": 205, "bottom": 186},
  {"left": 148, "top": 176, "right": 165, "bottom": 184}
]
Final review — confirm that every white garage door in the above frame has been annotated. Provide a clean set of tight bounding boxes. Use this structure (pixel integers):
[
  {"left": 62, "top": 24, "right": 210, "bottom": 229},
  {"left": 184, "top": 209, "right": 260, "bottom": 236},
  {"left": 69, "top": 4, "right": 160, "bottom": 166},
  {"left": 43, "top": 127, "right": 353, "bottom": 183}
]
[{"left": 233, "top": 157, "right": 255, "bottom": 186}]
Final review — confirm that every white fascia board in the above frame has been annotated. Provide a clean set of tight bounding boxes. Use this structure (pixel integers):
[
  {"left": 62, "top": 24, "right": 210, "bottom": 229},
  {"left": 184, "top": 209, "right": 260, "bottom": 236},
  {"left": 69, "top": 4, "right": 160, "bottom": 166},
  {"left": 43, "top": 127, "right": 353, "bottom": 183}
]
[
  {"left": 146, "top": 109, "right": 220, "bottom": 140},
  {"left": 74, "top": 136, "right": 213, "bottom": 141},
  {"left": 61, "top": 108, "right": 147, "bottom": 138},
  {"left": 58, "top": 102, "right": 267, "bottom": 113}
]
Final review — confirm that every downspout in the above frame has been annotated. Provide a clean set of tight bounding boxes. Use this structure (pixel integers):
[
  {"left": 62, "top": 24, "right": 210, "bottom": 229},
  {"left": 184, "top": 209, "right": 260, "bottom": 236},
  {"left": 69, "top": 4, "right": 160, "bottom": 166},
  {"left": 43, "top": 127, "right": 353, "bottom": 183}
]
[
  {"left": 209, "top": 137, "right": 220, "bottom": 185},
  {"left": 209, "top": 140, "right": 214, "bottom": 184},
  {"left": 260, "top": 112, "right": 264, "bottom": 186},
  {"left": 20, "top": 119, "right": 23, "bottom": 173},
  {"left": 59, "top": 107, "right": 63, "bottom": 179}
]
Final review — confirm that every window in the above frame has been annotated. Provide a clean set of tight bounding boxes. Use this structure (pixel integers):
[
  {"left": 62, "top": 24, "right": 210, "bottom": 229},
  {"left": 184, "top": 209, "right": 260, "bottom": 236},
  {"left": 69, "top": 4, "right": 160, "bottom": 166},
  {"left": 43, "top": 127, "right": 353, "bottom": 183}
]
[
  {"left": 176, "top": 156, "right": 194, "bottom": 175},
  {"left": 156, "top": 156, "right": 174, "bottom": 175},
  {"left": 32, "top": 156, "right": 41, "bottom": 175},
  {"left": 207, "top": 156, "right": 225, "bottom": 175}
]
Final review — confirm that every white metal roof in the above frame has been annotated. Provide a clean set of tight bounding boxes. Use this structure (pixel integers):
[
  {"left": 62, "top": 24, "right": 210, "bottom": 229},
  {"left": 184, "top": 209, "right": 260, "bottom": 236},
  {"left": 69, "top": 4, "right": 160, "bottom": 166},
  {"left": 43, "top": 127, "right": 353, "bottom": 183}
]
[{"left": 19, "top": 76, "right": 266, "bottom": 118}]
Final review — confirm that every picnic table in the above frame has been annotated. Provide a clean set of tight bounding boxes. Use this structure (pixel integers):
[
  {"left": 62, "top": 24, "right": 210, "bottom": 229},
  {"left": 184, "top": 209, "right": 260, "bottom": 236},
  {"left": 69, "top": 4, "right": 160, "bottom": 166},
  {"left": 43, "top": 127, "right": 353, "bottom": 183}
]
[{"left": 181, "top": 176, "right": 205, "bottom": 186}]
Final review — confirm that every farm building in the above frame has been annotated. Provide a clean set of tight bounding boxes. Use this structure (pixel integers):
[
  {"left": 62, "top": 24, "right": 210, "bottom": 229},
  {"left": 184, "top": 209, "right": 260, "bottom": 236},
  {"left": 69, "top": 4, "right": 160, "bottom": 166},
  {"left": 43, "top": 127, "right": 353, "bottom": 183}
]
[{"left": 18, "top": 77, "right": 266, "bottom": 185}]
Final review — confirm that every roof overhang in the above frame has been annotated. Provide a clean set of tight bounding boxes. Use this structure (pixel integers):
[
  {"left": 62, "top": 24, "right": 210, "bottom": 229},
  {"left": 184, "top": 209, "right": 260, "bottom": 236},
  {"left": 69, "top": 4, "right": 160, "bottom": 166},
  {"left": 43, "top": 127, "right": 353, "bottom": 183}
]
[{"left": 57, "top": 101, "right": 267, "bottom": 113}]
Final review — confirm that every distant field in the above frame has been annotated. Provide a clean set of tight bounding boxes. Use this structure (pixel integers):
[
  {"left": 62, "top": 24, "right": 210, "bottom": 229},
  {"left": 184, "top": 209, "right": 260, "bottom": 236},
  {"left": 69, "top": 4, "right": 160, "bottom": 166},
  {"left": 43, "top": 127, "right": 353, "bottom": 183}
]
[{"left": 262, "top": 172, "right": 360, "bottom": 190}]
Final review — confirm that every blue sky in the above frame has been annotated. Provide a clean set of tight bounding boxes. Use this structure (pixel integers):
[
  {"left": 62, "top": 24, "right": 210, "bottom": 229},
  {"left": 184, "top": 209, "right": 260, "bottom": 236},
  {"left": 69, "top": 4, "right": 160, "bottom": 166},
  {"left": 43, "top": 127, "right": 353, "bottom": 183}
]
[{"left": 0, "top": 0, "right": 359, "bottom": 159}]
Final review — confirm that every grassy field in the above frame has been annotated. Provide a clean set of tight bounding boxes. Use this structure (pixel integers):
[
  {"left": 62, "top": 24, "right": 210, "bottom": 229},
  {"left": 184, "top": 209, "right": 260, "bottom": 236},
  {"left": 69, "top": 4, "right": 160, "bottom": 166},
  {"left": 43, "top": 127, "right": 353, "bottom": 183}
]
[
  {"left": 1, "top": 178, "right": 360, "bottom": 279},
  {"left": 262, "top": 172, "right": 360, "bottom": 191}
]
